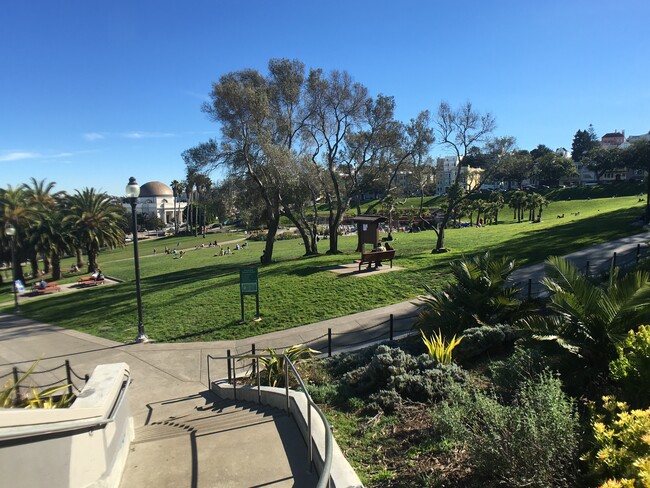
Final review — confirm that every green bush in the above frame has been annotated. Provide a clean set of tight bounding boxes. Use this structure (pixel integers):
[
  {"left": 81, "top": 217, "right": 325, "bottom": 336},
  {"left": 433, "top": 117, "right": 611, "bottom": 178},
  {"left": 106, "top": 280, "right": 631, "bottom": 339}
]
[
  {"left": 585, "top": 396, "right": 650, "bottom": 487},
  {"left": 340, "top": 345, "right": 468, "bottom": 412},
  {"left": 432, "top": 374, "right": 580, "bottom": 487},
  {"left": 488, "top": 345, "right": 547, "bottom": 394},
  {"left": 609, "top": 326, "right": 650, "bottom": 408},
  {"left": 455, "top": 323, "right": 518, "bottom": 361}
]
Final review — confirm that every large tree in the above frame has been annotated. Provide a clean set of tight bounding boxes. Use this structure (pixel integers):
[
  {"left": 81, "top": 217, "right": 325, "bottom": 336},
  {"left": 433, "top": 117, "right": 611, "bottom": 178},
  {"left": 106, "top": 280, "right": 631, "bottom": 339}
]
[
  {"left": 431, "top": 101, "right": 496, "bottom": 252},
  {"left": 64, "top": 188, "right": 126, "bottom": 273},
  {"left": 197, "top": 59, "right": 316, "bottom": 262},
  {"left": 304, "top": 69, "right": 368, "bottom": 254},
  {"left": 571, "top": 125, "right": 599, "bottom": 162},
  {"left": 624, "top": 139, "right": 650, "bottom": 221}
]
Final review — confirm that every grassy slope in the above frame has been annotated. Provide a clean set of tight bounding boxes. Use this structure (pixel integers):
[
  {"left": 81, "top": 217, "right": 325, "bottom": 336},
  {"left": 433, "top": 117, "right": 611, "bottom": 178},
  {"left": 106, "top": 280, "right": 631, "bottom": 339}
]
[{"left": 0, "top": 196, "right": 645, "bottom": 343}]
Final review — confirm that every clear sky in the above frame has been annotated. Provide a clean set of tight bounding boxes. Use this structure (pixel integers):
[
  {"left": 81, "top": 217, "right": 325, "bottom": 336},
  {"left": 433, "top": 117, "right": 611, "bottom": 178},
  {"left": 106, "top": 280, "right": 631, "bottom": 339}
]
[{"left": 2, "top": 0, "right": 649, "bottom": 196}]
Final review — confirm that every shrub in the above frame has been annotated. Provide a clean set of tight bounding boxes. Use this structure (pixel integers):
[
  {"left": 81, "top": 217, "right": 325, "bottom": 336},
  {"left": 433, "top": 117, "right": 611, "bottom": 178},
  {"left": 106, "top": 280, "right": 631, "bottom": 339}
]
[
  {"left": 340, "top": 345, "right": 468, "bottom": 412},
  {"left": 586, "top": 396, "right": 650, "bottom": 487},
  {"left": 488, "top": 345, "right": 547, "bottom": 393},
  {"left": 432, "top": 374, "right": 580, "bottom": 487},
  {"left": 421, "top": 329, "right": 463, "bottom": 365},
  {"left": 258, "top": 344, "right": 319, "bottom": 387},
  {"left": 455, "top": 323, "right": 518, "bottom": 361},
  {"left": 609, "top": 326, "right": 650, "bottom": 408}
]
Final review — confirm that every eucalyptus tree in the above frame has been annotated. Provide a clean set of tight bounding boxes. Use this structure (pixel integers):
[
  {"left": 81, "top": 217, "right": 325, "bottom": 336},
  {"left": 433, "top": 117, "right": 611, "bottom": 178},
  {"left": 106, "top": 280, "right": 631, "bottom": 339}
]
[
  {"left": 197, "top": 59, "right": 313, "bottom": 263},
  {"left": 64, "top": 188, "right": 126, "bottom": 273},
  {"left": 431, "top": 101, "right": 496, "bottom": 252},
  {"left": 304, "top": 69, "right": 368, "bottom": 254},
  {"left": 624, "top": 139, "right": 650, "bottom": 222}
]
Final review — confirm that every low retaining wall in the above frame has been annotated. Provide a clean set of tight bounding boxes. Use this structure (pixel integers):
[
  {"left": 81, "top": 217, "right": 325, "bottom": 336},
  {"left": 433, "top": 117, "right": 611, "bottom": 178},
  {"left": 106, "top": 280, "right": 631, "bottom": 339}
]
[
  {"left": 212, "top": 380, "right": 363, "bottom": 488},
  {"left": 0, "top": 362, "right": 134, "bottom": 488}
]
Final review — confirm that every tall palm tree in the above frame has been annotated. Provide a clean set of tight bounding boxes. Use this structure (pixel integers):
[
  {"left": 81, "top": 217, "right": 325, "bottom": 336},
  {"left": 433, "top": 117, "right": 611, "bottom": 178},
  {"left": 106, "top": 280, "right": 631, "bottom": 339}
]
[
  {"left": 519, "top": 256, "right": 650, "bottom": 370},
  {"left": 1, "top": 185, "right": 35, "bottom": 282},
  {"left": 170, "top": 180, "right": 184, "bottom": 234},
  {"left": 23, "top": 178, "right": 64, "bottom": 275},
  {"left": 64, "top": 188, "right": 126, "bottom": 272}
]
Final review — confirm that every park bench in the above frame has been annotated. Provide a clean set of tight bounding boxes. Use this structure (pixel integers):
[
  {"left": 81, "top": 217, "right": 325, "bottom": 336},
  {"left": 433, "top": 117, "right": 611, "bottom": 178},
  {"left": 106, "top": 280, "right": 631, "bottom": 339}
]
[
  {"left": 32, "top": 282, "right": 61, "bottom": 294},
  {"left": 80, "top": 278, "right": 105, "bottom": 287},
  {"left": 358, "top": 249, "right": 396, "bottom": 271}
]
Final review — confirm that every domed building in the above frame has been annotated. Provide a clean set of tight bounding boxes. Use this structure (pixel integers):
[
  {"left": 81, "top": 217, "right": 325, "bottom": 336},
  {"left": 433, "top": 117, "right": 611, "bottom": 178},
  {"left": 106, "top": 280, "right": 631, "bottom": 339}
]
[{"left": 126, "top": 181, "right": 186, "bottom": 226}]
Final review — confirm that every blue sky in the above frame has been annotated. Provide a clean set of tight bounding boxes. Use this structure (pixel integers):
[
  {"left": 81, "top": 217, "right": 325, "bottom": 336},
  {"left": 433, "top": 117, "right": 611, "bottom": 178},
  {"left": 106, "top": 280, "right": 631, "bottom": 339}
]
[{"left": 2, "top": 0, "right": 649, "bottom": 196}]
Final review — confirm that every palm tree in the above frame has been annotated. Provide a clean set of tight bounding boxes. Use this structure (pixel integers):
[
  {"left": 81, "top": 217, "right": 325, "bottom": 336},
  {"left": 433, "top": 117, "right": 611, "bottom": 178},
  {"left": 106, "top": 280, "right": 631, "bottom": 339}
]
[
  {"left": 23, "top": 178, "right": 64, "bottom": 275},
  {"left": 1, "top": 185, "right": 35, "bottom": 282},
  {"left": 64, "top": 188, "right": 126, "bottom": 272},
  {"left": 508, "top": 190, "right": 526, "bottom": 223},
  {"left": 489, "top": 191, "right": 505, "bottom": 225},
  {"left": 519, "top": 256, "right": 650, "bottom": 370},
  {"left": 416, "top": 251, "right": 525, "bottom": 337},
  {"left": 170, "top": 180, "right": 184, "bottom": 234}
]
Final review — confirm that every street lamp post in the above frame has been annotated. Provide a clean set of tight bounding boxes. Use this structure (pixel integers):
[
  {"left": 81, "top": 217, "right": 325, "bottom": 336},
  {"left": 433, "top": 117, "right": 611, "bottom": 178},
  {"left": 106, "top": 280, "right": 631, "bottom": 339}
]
[
  {"left": 125, "top": 177, "right": 148, "bottom": 343},
  {"left": 5, "top": 224, "right": 18, "bottom": 312}
]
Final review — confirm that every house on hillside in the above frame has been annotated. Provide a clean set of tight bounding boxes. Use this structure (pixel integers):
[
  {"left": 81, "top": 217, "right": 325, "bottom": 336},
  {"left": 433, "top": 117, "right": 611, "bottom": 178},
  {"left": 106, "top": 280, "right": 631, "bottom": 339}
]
[{"left": 435, "top": 156, "right": 485, "bottom": 194}]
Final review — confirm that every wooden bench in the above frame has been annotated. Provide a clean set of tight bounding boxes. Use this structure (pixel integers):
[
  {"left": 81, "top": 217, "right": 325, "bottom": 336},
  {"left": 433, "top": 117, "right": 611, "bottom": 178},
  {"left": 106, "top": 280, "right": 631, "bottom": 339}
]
[
  {"left": 33, "top": 283, "right": 61, "bottom": 294},
  {"left": 80, "top": 278, "right": 105, "bottom": 287},
  {"left": 358, "top": 250, "right": 396, "bottom": 271}
]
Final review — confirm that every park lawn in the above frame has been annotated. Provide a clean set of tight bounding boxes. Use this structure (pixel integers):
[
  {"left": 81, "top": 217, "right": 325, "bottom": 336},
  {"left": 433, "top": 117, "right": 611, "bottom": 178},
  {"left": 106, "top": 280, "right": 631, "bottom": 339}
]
[{"left": 0, "top": 196, "right": 645, "bottom": 343}]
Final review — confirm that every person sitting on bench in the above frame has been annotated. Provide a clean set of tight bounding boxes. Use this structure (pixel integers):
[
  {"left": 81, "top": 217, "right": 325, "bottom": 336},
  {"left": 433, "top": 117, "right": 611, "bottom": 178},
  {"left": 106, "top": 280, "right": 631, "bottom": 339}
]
[{"left": 368, "top": 242, "right": 386, "bottom": 269}]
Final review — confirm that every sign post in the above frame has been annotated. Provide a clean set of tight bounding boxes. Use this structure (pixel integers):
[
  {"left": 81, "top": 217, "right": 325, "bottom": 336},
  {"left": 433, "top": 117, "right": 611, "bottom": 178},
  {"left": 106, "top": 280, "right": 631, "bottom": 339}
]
[{"left": 239, "top": 268, "right": 260, "bottom": 322}]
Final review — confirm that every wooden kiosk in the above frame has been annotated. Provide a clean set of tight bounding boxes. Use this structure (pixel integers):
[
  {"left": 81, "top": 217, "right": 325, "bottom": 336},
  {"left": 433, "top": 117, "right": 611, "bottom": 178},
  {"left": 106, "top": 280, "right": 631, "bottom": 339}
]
[{"left": 352, "top": 215, "right": 395, "bottom": 271}]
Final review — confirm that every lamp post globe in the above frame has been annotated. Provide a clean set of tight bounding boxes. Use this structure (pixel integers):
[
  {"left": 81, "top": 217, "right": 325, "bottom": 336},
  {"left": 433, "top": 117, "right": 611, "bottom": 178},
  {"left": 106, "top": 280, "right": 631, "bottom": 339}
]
[
  {"left": 5, "top": 224, "right": 18, "bottom": 311},
  {"left": 125, "top": 177, "right": 148, "bottom": 343}
]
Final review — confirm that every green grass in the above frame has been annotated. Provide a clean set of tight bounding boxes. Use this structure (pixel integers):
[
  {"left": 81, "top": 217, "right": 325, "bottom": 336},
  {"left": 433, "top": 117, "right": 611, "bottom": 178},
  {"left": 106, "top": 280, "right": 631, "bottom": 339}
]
[{"left": 0, "top": 196, "right": 645, "bottom": 343}]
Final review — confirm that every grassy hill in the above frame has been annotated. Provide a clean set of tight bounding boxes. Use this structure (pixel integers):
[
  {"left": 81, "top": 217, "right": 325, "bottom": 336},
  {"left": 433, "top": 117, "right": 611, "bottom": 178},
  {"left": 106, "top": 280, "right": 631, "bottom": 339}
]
[{"left": 1, "top": 194, "right": 646, "bottom": 343}]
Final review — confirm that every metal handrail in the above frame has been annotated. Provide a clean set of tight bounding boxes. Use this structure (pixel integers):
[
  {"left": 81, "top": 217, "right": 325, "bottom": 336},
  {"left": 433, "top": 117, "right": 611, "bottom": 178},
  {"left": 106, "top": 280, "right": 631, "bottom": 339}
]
[{"left": 207, "top": 353, "right": 333, "bottom": 488}]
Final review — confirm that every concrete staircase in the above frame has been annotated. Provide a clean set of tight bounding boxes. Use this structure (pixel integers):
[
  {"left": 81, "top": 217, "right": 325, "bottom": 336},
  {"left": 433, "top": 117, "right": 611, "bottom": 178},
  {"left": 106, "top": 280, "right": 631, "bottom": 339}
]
[{"left": 120, "top": 394, "right": 318, "bottom": 488}]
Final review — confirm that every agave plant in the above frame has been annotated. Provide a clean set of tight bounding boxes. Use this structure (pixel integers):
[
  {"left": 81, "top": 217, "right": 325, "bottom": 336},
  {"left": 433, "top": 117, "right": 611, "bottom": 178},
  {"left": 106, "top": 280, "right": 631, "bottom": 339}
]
[
  {"left": 258, "top": 344, "right": 319, "bottom": 387},
  {"left": 416, "top": 251, "right": 526, "bottom": 337},
  {"left": 519, "top": 256, "right": 650, "bottom": 370}
]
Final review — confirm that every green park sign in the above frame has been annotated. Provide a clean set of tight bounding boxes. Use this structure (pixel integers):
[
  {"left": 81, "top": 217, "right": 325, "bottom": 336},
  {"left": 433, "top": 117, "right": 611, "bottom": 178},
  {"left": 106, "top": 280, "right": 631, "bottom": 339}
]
[{"left": 239, "top": 267, "right": 260, "bottom": 322}]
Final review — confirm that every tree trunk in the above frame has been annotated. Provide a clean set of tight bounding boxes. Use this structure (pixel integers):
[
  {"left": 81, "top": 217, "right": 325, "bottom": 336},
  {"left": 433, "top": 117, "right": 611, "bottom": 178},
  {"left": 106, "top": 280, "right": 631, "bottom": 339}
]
[
  {"left": 30, "top": 255, "right": 39, "bottom": 277},
  {"left": 261, "top": 214, "right": 280, "bottom": 264},
  {"left": 43, "top": 254, "right": 50, "bottom": 274},
  {"left": 51, "top": 253, "right": 61, "bottom": 280},
  {"left": 76, "top": 248, "right": 84, "bottom": 268},
  {"left": 86, "top": 247, "right": 98, "bottom": 273}
]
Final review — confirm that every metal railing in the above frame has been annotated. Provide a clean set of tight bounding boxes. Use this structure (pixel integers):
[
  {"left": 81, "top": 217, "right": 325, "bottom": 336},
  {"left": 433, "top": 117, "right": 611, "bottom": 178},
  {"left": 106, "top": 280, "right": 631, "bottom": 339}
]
[
  {"left": 517, "top": 244, "right": 649, "bottom": 300},
  {"left": 207, "top": 353, "right": 333, "bottom": 488},
  {"left": 0, "top": 360, "right": 89, "bottom": 406},
  {"left": 218, "top": 312, "right": 420, "bottom": 381}
]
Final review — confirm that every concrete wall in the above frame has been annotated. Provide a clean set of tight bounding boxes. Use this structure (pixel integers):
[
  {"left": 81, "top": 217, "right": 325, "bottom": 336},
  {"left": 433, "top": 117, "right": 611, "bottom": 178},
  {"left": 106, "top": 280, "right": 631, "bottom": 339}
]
[
  {"left": 213, "top": 380, "right": 363, "bottom": 488},
  {"left": 0, "top": 363, "right": 134, "bottom": 488}
]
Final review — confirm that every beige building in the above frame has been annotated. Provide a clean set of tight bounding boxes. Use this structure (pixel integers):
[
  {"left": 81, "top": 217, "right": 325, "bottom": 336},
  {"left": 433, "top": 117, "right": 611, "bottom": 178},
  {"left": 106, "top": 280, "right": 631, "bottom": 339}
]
[{"left": 124, "top": 181, "right": 187, "bottom": 226}]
